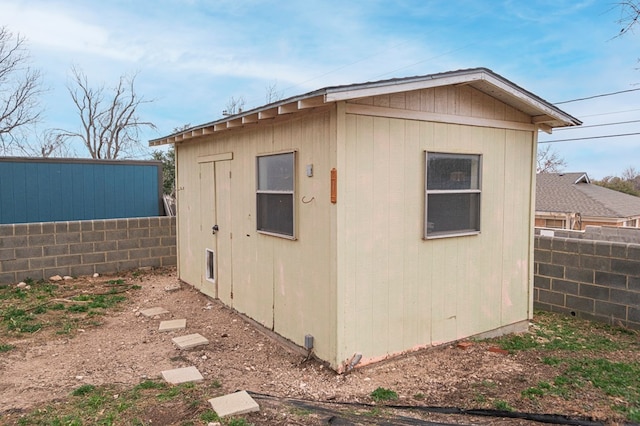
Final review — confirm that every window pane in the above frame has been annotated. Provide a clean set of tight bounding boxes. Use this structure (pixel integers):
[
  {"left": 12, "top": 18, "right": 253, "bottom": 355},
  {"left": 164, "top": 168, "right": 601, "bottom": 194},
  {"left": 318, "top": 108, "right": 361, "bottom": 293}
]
[
  {"left": 257, "top": 193, "right": 294, "bottom": 236},
  {"left": 258, "top": 152, "right": 294, "bottom": 191},
  {"left": 427, "top": 153, "right": 479, "bottom": 190},
  {"left": 427, "top": 193, "right": 480, "bottom": 235}
]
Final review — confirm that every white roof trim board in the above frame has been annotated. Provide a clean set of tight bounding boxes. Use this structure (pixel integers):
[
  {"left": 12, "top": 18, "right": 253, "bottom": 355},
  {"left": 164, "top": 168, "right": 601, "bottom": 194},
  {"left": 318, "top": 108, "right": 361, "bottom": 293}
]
[{"left": 150, "top": 67, "right": 581, "bottom": 146}]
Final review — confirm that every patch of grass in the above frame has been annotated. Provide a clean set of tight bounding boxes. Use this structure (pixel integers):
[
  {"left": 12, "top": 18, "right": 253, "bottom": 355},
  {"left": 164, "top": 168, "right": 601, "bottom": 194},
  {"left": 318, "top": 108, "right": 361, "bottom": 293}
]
[
  {"left": 413, "top": 392, "right": 425, "bottom": 400},
  {"left": 542, "top": 356, "right": 563, "bottom": 366},
  {"left": 370, "top": 387, "right": 398, "bottom": 402},
  {"left": 84, "top": 392, "right": 108, "bottom": 410},
  {"left": 491, "top": 311, "right": 632, "bottom": 353},
  {"left": 33, "top": 305, "right": 48, "bottom": 314},
  {"left": 493, "top": 399, "right": 513, "bottom": 411},
  {"left": 67, "top": 304, "right": 89, "bottom": 313},
  {"left": 2, "top": 306, "right": 42, "bottom": 333},
  {"left": 88, "top": 294, "right": 126, "bottom": 309},
  {"left": 473, "top": 392, "right": 487, "bottom": 404},
  {"left": 362, "top": 407, "right": 383, "bottom": 417},
  {"left": 72, "top": 384, "right": 96, "bottom": 396},
  {"left": 521, "top": 386, "right": 545, "bottom": 399},
  {"left": 134, "top": 379, "right": 166, "bottom": 390},
  {"left": 55, "top": 317, "right": 81, "bottom": 335},
  {"left": 625, "top": 407, "right": 640, "bottom": 423},
  {"left": 0, "top": 343, "right": 14, "bottom": 352},
  {"left": 157, "top": 383, "right": 194, "bottom": 401},
  {"left": 200, "top": 410, "right": 220, "bottom": 422},
  {"left": 540, "top": 357, "right": 640, "bottom": 420},
  {"left": 71, "top": 294, "right": 91, "bottom": 302},
  {"left": 521, "top": 381, "right": 554, "bottom": 399},
  {"left": 106, "top": 279, "right": 125, "bottom": 285},
  {"left": 4, "top": 288, "right": 28, "bottom": 300}
]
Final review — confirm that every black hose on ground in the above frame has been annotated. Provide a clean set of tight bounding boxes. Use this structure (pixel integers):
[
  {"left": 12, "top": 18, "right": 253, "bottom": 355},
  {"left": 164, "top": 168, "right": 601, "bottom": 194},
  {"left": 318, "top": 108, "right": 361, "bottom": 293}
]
[{"left": 247, "top": 391, "right": 606, "bottom": 426}]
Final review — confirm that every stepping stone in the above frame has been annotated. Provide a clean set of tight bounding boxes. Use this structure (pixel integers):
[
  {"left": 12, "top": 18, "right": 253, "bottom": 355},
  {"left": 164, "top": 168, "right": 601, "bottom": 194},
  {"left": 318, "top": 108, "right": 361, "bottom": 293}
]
[
  {"left": 164, "top": 282, "right": 181, "bottom": 292},
  {"left": 172, "top": 333, "right": 209, "bottom": 349},
  {"left": 161, "top": 366, "right": 203, "bottom": 384},
  {"left": 159, "top": 319, "right": 186, "bottom": 332},
  {"left": 139, "top": 307, "right": 169, "bottom": 317},
  {"left": 208, "top": 391, "right": 259, "bottom": 418}
]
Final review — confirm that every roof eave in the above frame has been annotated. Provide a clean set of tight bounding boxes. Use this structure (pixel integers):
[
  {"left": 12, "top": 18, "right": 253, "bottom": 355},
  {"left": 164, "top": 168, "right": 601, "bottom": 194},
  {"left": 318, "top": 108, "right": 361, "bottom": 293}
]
[{"left": 149, "top": 68, "right": 581, "bottom": 146}]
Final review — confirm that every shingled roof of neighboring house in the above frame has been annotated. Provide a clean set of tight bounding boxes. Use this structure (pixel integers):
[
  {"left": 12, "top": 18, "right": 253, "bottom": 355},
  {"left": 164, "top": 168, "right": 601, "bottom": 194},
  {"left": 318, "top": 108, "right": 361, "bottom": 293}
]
[{"left": 536, "top": 172, "right": 640, "bottom": 218}]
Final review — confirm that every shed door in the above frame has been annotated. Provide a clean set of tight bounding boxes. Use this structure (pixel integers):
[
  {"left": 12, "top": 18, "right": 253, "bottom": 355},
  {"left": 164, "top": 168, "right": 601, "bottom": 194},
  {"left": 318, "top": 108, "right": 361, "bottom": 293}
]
[{"left": 198, "top": 159, "right": 232, "bottom": 304}]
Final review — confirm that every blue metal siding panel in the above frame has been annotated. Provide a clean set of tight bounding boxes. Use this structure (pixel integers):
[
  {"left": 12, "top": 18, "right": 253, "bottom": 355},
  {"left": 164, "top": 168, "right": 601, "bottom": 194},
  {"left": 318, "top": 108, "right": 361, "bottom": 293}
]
[
  {"left": 56, "top": 162, "right": 72, "bottom": 221},
  {"left": 13, "top": 163, "right": 28, "bottom": 224},
  {"left": 0, "top": 164, "right": 15, "bottom": 222},
  {"left": 73, "top": 164, "right": 85, "bottom": 219},
  {"left": 37, "top": 163, "right": 49, "bottom": 219},
  {"left": 0, "top": 160, "right": 161, "bottom": 224},
  {"left": 24, "top": 163, "right": 39, "bottom": 223},
  {"left": 94, "top": 165, "right": 107, "bottom": 219},
  {"left": 82, "top": 164, "right": 95, "bottom": 220}
]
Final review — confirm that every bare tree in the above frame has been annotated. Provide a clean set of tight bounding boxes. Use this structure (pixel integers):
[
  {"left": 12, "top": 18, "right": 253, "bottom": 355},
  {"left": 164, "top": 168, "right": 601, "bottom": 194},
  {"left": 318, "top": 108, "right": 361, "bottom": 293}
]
[
  {"left": 264, "top": 82, "right": 284, "bottom": 104},
  {"left": 14, "top": 128, "right": 70, "bottom": 157},
  {"left": 0, "top": 26, "right": 43, "bottom": 153},
  {"left": 58, "top": 66, "right": 155, "bottom": 159},
  {"left": 222, "top": 96, "right": 245, "bottom": 116},
  {"left": 537, "top": 145, "right": 567, "bottom": 173},
  {"left": 616, "top": 1, "right": 640, "bottom": 36}
]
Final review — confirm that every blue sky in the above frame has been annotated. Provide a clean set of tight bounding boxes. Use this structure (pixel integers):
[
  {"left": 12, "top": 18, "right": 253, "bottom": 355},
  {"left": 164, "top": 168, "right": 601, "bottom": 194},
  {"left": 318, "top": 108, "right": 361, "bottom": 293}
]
[{"left": 1, "top": 0, "right": 639, "bottom": 178}]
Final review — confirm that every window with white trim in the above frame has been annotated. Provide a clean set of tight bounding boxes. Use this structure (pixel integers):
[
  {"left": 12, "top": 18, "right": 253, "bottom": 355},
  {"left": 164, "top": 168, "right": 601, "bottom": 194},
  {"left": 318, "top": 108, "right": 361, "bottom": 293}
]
[
  {"left": 425, "top": 152, "right": 481, "bottom": 238},
  {"left": 256, "top": 152, "right": 295, "bottom": 238}
]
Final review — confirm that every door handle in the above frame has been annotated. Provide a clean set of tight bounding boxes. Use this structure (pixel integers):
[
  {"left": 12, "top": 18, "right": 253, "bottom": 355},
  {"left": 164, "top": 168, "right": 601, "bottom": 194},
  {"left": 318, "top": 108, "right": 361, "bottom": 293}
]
[{"left": 212, "top": 225, "right": 219, "bottom": 234}]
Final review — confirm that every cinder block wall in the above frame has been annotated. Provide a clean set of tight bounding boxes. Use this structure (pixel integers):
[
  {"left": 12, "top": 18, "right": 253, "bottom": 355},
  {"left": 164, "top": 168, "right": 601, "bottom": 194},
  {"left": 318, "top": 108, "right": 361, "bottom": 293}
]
[
  {"left": 534, "top": 234, "right": 640, "bottom": 329},
  {"left": 541, "top": 225, "right": 640, "bottom": 245},
  {"left": 0, "top": 217, "right": 176, "bottom": 284}
]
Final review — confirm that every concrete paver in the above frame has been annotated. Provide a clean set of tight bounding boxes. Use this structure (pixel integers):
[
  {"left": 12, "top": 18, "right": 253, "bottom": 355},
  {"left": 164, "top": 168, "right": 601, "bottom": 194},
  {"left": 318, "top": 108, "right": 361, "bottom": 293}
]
[
  {"left": 159, "top": 319, "right": 186, "bottom": 332},
  {"left": 208, "top": 390, "right": 259, "bottom": 417},
  {"left": 164, "top": 282, "right": 181, "bottom": 292},
  {"left": 139, "top": 307, "right": 170, "bottom": 317},
  {"left": 161, "top": 366, "right": 204, "bottom": 384},
  {"left": 172, "top": 333, "right": 209, "bottom": 349}
]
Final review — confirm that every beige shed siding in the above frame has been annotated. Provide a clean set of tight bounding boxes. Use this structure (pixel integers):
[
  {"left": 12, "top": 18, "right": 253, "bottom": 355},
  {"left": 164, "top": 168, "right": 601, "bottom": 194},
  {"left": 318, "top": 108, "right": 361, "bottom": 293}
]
[
  {"left": 335, "top": 87, "right": 534, "bottom": 367},
  {"left": 175, "top": 110, "right": 337, "bottom": 364},
  {"left": 352, "top": 85, "right": 531, "bottom": 123},
  {"left": 501, "top": 130, "right": 535, "bottom": 326},
  {"left": 175, "top": 145, "right": 206, "bottom": 294},
  {"left": 175, "top": 82, "right": 539, "bottom": 370}
]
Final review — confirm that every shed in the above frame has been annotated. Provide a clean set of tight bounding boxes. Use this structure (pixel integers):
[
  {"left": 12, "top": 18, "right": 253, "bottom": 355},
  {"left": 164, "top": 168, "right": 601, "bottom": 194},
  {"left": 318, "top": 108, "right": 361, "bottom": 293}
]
[
  {"left": 150, "top": 68, "right": 581, "bottom": 371},
  {"left": 0, "top": 157, "right": 163, "bottom": 224}
]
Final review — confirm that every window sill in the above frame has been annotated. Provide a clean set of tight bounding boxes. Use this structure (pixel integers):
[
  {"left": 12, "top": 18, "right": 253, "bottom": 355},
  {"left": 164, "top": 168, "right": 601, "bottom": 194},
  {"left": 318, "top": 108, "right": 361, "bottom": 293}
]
[
  {"left": 257, "top": 230, "right": 297, "bottom": 240},
  {"left": 424, "top": 230, "right": 480, "bottom": 240}
]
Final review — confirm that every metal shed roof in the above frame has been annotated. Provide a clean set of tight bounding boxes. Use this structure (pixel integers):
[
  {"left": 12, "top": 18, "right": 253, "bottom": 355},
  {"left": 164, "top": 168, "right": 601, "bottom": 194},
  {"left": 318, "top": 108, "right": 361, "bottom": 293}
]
[{"left": 150, "top": 67, "right": 581, "bottom": 146}]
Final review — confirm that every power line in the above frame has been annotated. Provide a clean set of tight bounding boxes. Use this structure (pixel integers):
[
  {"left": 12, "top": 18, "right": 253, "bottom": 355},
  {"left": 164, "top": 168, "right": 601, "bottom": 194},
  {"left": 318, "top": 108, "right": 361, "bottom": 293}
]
[
  {"left": 554, "top": 119, "right": 640, "bottom": 131},
  {"left": 579, "top": 107, "right": 640, "bottom": 118},
  {"left": 554, "top": 87, "right": 640, "bottom": 104},
  {"left": 539, "top": 132, "right": 640, "bottom": 144}
]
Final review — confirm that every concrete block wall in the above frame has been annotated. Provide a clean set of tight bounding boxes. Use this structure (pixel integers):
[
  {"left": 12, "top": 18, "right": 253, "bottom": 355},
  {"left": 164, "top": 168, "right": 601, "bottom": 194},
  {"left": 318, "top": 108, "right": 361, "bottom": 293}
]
[
  {"left": 534, "top": 234, "right": 640, "bottom": 330},
  {"left": 0, "top": 217, "right": 176, "bottom": 284},
  {"left": 536, "top": 225, "right": 640, "bottom": 244}
]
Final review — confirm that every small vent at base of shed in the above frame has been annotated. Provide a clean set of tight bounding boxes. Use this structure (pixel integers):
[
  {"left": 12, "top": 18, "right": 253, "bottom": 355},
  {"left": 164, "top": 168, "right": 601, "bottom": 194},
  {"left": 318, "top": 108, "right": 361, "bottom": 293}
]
[{"left": 205, "top": 249, "right": 215, "bottom": 282}]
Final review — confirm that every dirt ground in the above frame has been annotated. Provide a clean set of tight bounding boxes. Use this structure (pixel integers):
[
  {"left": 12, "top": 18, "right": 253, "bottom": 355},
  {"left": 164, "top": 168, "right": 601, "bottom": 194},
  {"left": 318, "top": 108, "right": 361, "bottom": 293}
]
[{"left": 0, "top": 268, "right": 632, "bottom": 425}]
